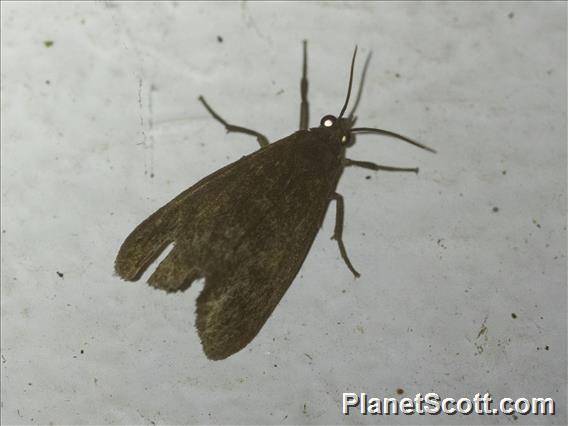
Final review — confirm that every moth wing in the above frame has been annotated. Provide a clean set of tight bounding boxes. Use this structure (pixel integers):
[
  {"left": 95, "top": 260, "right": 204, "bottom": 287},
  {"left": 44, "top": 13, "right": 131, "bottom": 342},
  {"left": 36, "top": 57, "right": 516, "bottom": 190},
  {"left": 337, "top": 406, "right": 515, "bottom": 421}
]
[
  {"left": 191, "top": 134, "right": 342, "bottom": 360},
  {"left": 116, "top": 131, "right": 342, "bottom": 359},
  {"left": 114, "top": 160, "right": 241, "bottom": 283},
  {"left": 195, "top": 209, "right": 325, "bottom": 360}
]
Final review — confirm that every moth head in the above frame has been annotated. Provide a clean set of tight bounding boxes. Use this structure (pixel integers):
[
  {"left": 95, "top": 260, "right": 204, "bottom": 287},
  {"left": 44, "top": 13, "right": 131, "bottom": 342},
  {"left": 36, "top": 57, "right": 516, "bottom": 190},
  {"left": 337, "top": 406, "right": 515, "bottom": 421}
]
[
  {"left": 317, "top": 47, "right": 435, "bottom": 153},
  {"left": 319, "top": 114, "right": 353, "bottom": 146}
]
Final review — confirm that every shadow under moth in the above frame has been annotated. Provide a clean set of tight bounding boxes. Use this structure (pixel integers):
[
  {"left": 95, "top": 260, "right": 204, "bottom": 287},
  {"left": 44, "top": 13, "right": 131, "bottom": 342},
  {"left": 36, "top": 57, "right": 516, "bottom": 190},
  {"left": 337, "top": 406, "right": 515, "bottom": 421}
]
[{"left": 115, "top": 41, "right": 435, "bottom": 360}]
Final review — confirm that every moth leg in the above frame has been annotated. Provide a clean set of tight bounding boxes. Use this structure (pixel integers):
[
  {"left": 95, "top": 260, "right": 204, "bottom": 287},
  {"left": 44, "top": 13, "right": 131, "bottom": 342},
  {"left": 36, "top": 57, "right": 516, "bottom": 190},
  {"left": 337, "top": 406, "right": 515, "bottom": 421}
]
[
  {"left": 198, "top": 96, "right": 269, "bottom": 148},
  {"left": 330, "top": 193, "right": 361, "bottom": 278},
  {"left": 344, "top": 158, "right": 419, "bottom": 173},
  {"left": 299, "top": 40, "right": 309, "bottom": 130}
]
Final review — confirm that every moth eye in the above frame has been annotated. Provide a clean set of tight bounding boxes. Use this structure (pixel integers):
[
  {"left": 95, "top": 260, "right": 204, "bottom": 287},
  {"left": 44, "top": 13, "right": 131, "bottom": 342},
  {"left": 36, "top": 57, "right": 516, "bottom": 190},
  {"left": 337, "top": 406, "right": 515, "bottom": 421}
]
[
  {"left": 320, "top": 114, "right": 337, "bottom": 128},
  {"left": 341, "top": 133, "right": 351, "bottom": 145}
]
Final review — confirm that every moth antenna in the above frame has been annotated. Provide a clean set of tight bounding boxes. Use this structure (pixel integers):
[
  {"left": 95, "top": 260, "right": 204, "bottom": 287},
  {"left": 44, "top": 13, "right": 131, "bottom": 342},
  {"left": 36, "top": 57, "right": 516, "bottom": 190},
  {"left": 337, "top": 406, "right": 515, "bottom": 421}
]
[
  {"left": 351, "top": 127, "right": 437, "bottom": 153},
  {"left": 348, "top": 51, "right": 372, "bottom": 121},
  {"left": 338, "top": 46, "right": 358, "bottom": 120}
]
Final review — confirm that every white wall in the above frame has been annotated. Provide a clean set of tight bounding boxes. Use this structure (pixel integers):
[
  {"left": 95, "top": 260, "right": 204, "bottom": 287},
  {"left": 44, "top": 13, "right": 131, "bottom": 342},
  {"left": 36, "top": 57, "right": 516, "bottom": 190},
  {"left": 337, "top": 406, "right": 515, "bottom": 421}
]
[{"left": 1, "top": 2, "right": 565, "bottom": 425}]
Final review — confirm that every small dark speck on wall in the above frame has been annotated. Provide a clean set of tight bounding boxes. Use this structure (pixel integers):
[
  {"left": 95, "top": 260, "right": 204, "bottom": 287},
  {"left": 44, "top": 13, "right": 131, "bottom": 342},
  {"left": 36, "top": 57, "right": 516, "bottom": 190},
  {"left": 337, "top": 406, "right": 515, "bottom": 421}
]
[
  {"left": 44, "top": 40, "right": 54, "bottom": 48},
  {"left": 365, "top": 175, "right": 371, "bottom": 180},
  {"left": 508, "top": 12, "right": 514, "bottom": 19},
  {"left": 217, "top": 35, "right": 223, "bottom": 43},
  {"left": 511, "top": 313, "right": 517, "bottom": 319},
  {"left": 492, "top": 207, "right": 499, "bottom": 213},
  {"left": 396, "top": 388, "right": 404, "bottom": 395},
  {"left": 56, "top": 271, "right": 64, "bottom": 278}
]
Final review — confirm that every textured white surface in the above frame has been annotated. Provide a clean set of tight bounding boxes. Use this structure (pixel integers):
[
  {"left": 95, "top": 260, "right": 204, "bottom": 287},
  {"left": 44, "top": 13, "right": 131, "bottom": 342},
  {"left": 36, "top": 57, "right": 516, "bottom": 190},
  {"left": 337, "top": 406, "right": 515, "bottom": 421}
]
[{"left": 1, "top": 2, "right": 566, "bottom": 425}]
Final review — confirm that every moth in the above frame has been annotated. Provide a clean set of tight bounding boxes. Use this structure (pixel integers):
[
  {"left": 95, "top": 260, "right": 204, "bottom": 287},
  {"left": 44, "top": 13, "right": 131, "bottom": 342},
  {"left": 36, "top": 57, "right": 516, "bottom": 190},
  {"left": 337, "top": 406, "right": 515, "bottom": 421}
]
[{"left": 115, "top": 41, "right": 435, "bottom": 360}]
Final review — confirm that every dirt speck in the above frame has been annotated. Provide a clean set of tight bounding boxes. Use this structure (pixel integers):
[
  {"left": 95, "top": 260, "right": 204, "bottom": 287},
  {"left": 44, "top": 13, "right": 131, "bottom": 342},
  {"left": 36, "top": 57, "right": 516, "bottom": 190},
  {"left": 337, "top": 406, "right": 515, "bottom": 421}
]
[
  {"left": 511, "top": 313, "right": 517, "bottom": 319},
  {"left": 44, "top": 40, "right": 54, "bottom": 48},
  {"left": 396, "top": 388, "right": 404, "bottom": 395},
  {"left": 475, "top": 316, "right": 489, "bottom": 355},
  {"left": 477, "top": 320, "right": 488, "bottom": 339}
]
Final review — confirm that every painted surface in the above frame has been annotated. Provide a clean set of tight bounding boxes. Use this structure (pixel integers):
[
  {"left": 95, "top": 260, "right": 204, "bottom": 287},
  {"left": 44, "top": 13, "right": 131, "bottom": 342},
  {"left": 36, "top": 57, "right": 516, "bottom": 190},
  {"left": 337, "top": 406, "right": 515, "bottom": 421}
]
[{"left": 1, "top": 2, "right": 565, "bottom": 425}]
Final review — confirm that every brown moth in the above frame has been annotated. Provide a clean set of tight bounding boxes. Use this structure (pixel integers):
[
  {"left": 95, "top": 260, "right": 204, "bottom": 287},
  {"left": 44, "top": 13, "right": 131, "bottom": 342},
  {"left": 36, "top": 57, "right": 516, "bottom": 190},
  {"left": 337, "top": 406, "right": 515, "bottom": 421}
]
[{"left": 115, "top": 41, "right": 435, "bottom": 360}]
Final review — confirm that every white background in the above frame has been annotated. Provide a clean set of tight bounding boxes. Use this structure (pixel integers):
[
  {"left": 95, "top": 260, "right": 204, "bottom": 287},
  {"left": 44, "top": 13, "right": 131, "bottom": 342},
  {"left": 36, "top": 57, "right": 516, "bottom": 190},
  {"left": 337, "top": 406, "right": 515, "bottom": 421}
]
[{"left": 1, "top": 2, "right": 566, "bottom": 425}]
